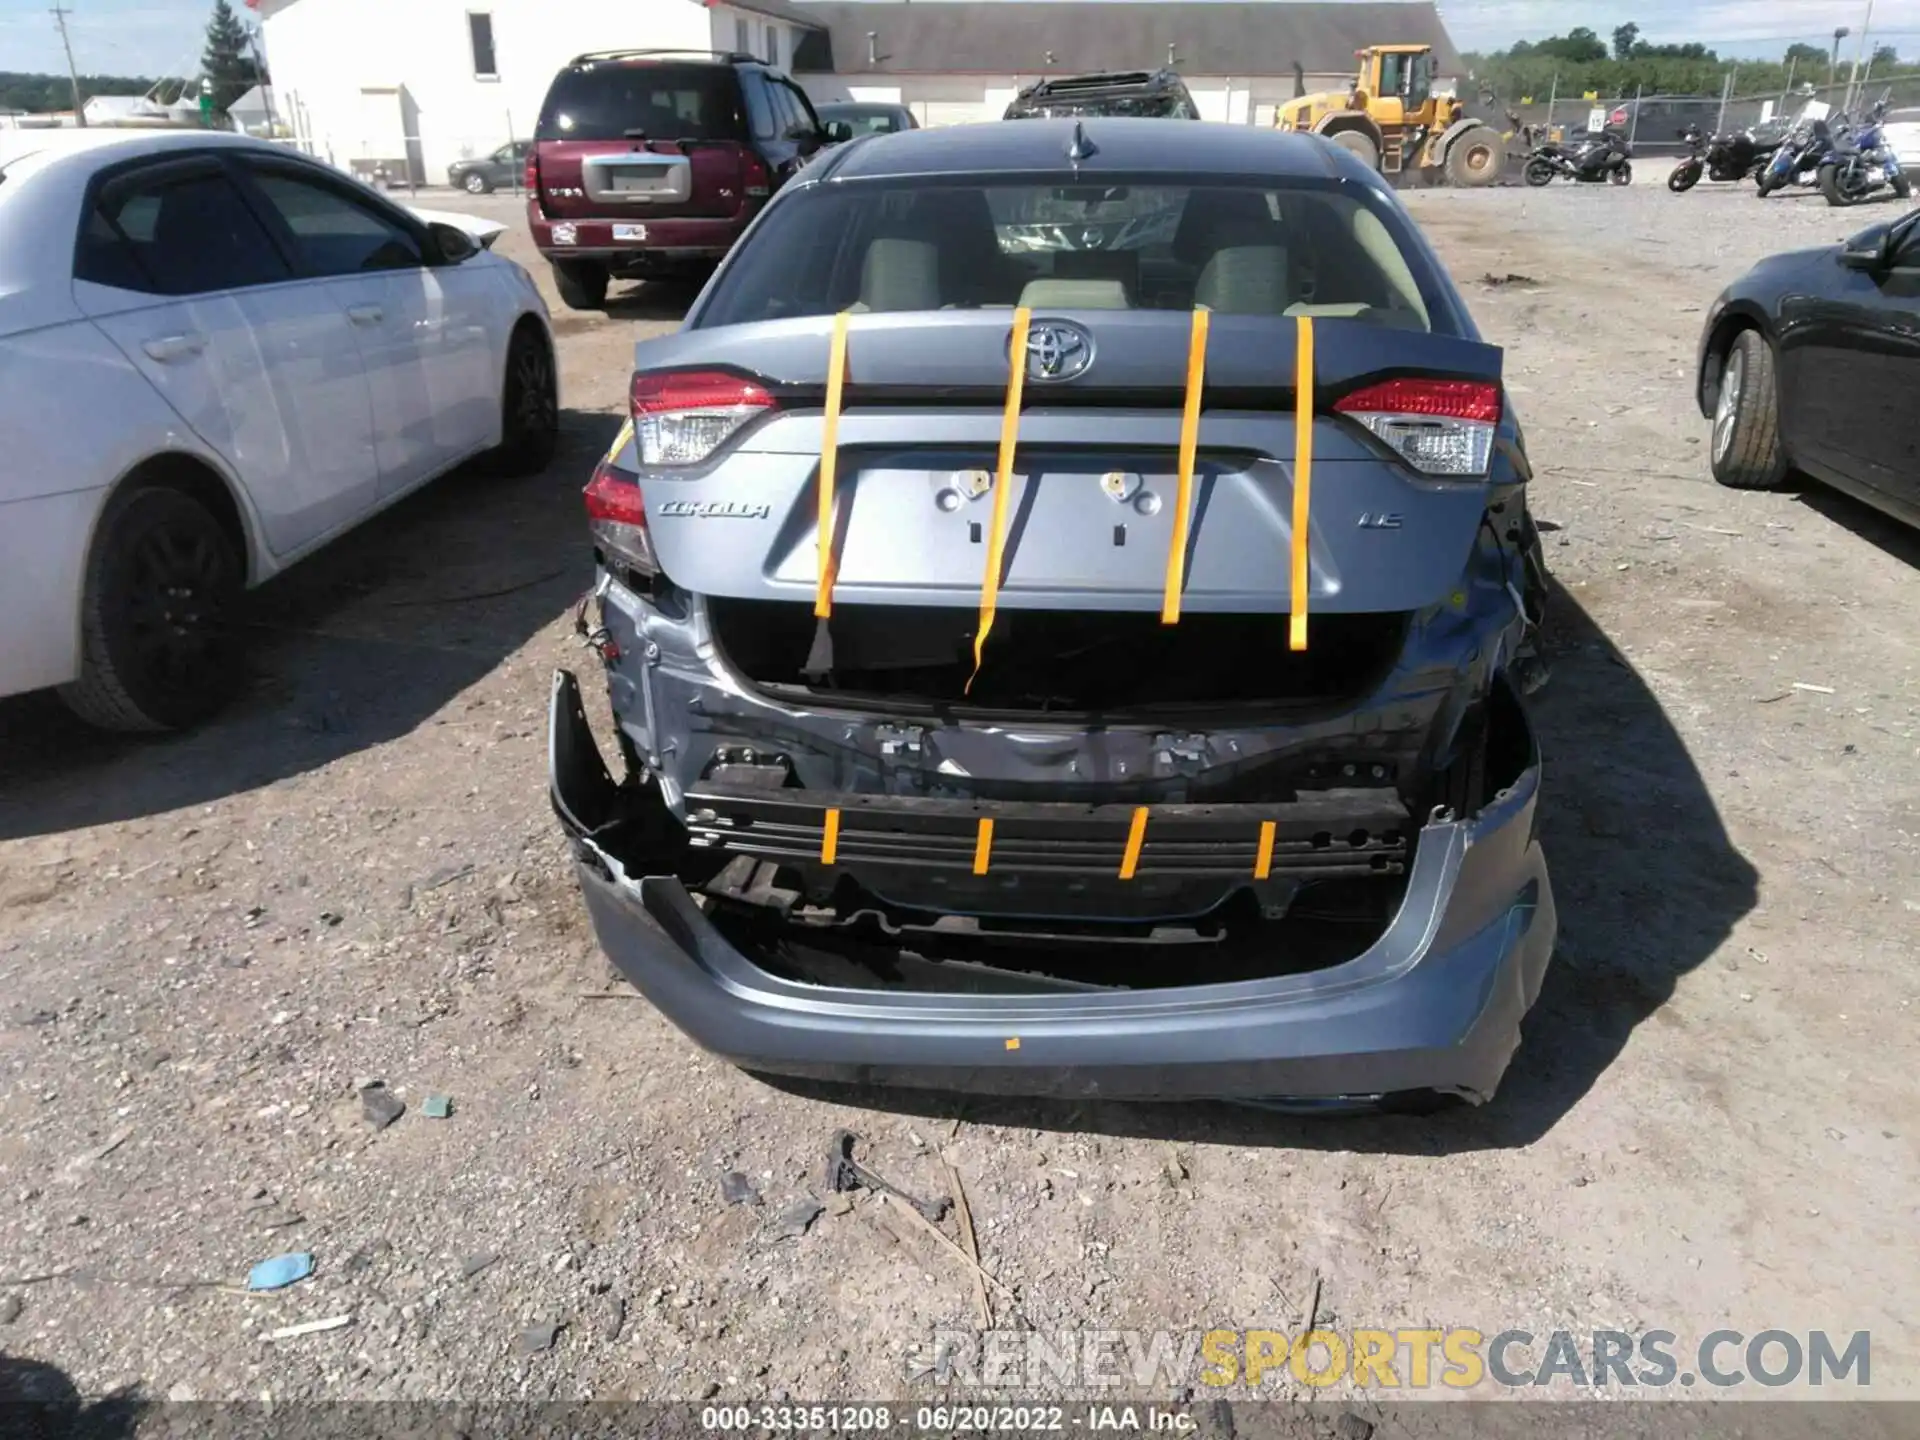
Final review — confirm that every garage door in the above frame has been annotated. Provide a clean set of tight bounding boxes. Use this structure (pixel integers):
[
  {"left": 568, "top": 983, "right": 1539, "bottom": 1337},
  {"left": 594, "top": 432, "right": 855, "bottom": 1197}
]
[{"left": 920, "top": 101, "right": 990, "bottom": 127}]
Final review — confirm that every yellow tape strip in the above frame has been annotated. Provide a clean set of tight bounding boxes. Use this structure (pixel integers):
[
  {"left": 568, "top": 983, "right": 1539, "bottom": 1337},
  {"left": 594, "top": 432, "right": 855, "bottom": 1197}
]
[
  {"left": 1254, "top": 820, "right": 1276, "bottom": 880},
  {"left": 814, "top": 311, "right": 852, "bottom": 619},
  {"left": 1290, "top": 315, "right": 1315, "bottom": 653},
  {"left": 1161, "top": 306, "right": 1210, "bottom": 625},
  {"left": 605, "top": 416, "right": 635, "bottom": 464},
  {"left": 967, "top": 307, "right": 1032, "bottom": 694},
  {"left": 972, "top": 818, "right": 995, "bottom": 876},
  {"left": 1118, "top": 806, "right": 1149, "bottom": 880},
  {"left": 820, "top": 807, "right": 841, "bottom": 865}
]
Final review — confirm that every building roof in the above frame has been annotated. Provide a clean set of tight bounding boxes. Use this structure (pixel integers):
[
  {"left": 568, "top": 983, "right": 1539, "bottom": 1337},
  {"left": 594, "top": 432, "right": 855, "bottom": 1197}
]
[
  {"left": 809, "top": 113, "right": 1377, "bottom": 184},
  {"left": 789, "top": 2, "right": 1463, "bottom": 78},
  {"left": 715, "top": 0, "right": 824, "bottom": 25}
]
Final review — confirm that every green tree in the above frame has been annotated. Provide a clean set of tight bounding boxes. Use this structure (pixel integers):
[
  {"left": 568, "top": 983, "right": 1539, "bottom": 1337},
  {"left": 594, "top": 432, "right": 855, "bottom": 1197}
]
[
  {"left": 1872, "top": 44, "right": 1900, "bottom": 69},
  {"left": 1784, "top": 43, "right": 1829, "bottom": 66},
  {"left": 200, "top": 0, "right": 260, "bottom": 114},
  {"left": 1612, "top": 23, "right": 1640, "bottom": 62}
]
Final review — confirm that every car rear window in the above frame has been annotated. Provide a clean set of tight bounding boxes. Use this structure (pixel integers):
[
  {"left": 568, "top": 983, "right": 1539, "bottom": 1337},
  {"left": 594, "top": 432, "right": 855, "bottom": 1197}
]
[
  {"left": 536, "top": 63, "right": 748, "bottom": 142},
  {"left": 699, "top": 179, "right": 1442, "bottom": 332}
]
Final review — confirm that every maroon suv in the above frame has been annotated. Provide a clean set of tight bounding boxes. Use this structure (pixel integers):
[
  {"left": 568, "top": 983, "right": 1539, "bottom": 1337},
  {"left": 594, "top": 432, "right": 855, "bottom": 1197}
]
[{"left": 527, "top": 49, "right": 828, "bottom": 309}]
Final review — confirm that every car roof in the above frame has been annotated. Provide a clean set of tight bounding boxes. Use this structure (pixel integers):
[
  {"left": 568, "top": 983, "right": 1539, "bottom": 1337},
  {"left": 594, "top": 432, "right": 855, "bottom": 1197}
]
[
  {"left": 0, "top": 126, "right": 275, "bottom": 179},
  {"left": 812, "top": 117, "right": 1348, "bottom": 185}
]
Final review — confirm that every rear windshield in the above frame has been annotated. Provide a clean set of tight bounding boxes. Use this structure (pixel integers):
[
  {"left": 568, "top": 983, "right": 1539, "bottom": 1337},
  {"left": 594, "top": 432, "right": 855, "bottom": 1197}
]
[
  {"left": 699, "top": 179, "right": 1442, "bottom": 332},
  {"left": 536, "top": 63, "right": 747, "bottom": 143}
]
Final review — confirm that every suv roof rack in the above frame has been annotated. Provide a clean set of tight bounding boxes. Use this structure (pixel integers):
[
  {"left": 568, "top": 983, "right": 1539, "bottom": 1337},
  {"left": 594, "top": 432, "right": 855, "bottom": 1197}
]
[{"left": 569, "top": 48, "right": 761, "bottom": 66}]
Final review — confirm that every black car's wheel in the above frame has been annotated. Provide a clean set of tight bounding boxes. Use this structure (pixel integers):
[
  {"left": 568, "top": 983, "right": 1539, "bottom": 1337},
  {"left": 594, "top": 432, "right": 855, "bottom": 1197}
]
[
  {"left": 463, "top": 171, "right": 492, "bottom": 195},
  {"left": 1756, "top": 174, "right": 1776, "bottom": 198},
  {"left": 1523, "top": 157, "right": 1556, "bottom": 187},
  {"left": 59, "top": 485, "right": 245, "bottom": 733},
  {"left": 550, "top": 258, "right": 609, "bottom": 311},
  {"left": 486, "top": 324, "right": 560, "bottom": 476},
  {"left": 1709, "top": 329, "right": 1790, "bottom": 492},
  {"left": 1669, "top": 160, "right": 1702, "bottom": 192},
  {"left": 1895, "top": 174, "right": 1913, "bottom": 199}
]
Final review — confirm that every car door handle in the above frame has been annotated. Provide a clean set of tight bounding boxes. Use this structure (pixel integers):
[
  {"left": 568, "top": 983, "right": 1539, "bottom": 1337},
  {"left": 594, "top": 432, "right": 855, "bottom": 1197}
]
[
  {"left": 141, "top": 333, "right": 206, "bottom": 362},
  {"left": 346, "top": 304, "right": 385, "bottom": 326}
]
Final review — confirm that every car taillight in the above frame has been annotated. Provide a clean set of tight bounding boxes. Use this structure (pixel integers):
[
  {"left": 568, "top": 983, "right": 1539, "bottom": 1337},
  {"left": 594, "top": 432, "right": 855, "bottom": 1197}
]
[
  {"left": 1332, "top": 378, "right": 1501, "bottom": 477},
  {"left": 524, "top": 147, "right": 539, "bottom": 194},
  {"left": 584, "top": 461, "right": 656, "bottom": 575},
  {"left": 630, "top": 368, "right": 777, "bottom": 466},
  {"left": 742, "top": 150, "right": 771, "bottom": 198}
]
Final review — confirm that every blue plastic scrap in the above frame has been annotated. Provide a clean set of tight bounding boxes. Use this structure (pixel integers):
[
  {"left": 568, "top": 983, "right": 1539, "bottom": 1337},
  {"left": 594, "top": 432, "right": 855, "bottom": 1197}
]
[{"left": 247, "top": 1252, "right": 314, "bottom": 1292}]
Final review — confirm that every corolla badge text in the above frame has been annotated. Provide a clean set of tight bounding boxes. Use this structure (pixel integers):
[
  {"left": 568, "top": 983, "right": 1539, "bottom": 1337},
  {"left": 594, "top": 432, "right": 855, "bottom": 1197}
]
[{"left": 656, "top": 500, "right": 772, "bottom": 519}]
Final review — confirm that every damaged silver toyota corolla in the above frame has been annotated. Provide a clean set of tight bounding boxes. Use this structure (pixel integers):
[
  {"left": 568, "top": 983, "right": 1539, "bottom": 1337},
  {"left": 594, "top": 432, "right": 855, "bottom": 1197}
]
[{"left": 549, "top": 119, "right": 1558, "bottom": 1108}]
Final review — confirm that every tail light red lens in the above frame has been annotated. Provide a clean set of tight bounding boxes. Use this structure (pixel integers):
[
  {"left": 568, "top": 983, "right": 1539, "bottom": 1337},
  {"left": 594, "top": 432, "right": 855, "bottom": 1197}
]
[
  {"left": 583, "top": 462, "right": 656, "bottom": 575},
  {"left": 629, "top": 368, "right": 777, "bottom": 466},
  {"left": 1332, "top": 378, "right": 1502, "bottom": 478},
  {"left": 742, "top": 150, "right": 772, "bottom": 198}
]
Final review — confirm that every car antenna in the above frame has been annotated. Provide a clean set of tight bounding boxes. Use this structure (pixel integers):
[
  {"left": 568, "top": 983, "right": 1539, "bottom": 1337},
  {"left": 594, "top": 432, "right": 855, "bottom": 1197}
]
[{"left": 1066, "top": 119, "right": 1095, "bottom": 165}]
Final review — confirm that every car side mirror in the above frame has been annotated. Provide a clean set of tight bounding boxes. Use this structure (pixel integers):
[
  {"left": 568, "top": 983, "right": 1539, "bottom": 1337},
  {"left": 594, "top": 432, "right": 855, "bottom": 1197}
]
[
  {"left": 429, "top": 221, "right": 479, "bottom": 264},
  {"left": 786, "top": 122, "right": 823, "bottom": 151},
  {"left": 823, "top": 120, "right": 853, "bottom": 143},
  {"left": 1840, "top": 221, "right": 1893, "bottom": 272}
]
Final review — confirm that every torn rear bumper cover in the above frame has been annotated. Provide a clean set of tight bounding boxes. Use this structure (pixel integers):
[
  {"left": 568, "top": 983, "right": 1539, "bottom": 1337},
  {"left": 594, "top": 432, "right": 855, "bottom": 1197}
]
[{"left": 548, "top": 670, "right": 1557, "bottom": 1104}]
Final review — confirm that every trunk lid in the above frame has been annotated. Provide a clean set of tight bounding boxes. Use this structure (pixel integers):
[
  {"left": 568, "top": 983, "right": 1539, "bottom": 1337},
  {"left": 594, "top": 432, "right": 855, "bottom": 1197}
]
[
  {"left": 534, "top": 61, "right": 750, "bottom": 221},
  {"left": 623, "top": 310, "right": 1506, "bottom": 616}
]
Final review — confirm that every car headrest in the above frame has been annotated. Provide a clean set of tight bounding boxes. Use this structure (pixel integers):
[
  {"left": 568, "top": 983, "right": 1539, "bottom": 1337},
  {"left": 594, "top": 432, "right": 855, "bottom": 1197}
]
[
  {"left": 1016, "top": 278, "right": 1130, "bottom": 310},
  {"left": 1174, "top": 188, "right": 1280, "bottom": 265},
  {"left": 859, "top": 237, "right": 942, "bottom": 312},
  {"left": 1195, "top": 245, "right": 1291, "bottom": 315}
]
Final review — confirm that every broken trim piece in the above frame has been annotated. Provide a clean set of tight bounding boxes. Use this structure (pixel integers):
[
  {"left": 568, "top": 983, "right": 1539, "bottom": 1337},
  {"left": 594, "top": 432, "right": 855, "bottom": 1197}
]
[
  {"left": 1291, "top": 314, "right": 1316, "bottom": 652},
  {"left": 1160, "top": 305, "right": 1211, "bottom": 625}
]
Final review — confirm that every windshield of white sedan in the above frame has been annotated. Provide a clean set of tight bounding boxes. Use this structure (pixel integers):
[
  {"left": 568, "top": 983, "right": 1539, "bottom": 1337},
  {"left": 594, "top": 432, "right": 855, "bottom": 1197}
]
[{"left": 701, "top": 181, "right": 1436, "bottom": 330}]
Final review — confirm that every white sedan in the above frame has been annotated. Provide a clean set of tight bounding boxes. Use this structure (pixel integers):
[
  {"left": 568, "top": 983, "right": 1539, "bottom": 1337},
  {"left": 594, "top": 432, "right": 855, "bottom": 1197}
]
[{"left": 0, "top": 129, "right": 557, "bottom": 731}]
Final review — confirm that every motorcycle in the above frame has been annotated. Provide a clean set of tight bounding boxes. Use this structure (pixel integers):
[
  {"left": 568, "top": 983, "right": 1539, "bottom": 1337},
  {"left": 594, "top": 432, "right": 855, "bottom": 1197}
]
[
  {"left": 1818, "top": 101, "right": 1912, "bottom": 206},
  {"left": 1668, "top": 122, "right": 1784, "bottom": 192},
  {"left": 1758, "top": 114, "right": 1848, "bottom": 196},
  {"left": 1524, "top": 131, "right": 1634, "bottom": 187}
]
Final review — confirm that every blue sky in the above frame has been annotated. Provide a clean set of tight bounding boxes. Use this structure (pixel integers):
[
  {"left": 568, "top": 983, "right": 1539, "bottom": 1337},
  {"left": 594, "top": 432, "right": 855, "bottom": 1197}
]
[{"left": 2, "top": 0, "right": 1916, "bottom": 79}]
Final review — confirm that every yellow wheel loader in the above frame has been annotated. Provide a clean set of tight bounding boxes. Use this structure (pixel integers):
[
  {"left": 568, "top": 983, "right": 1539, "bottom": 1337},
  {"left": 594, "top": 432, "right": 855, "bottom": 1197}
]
[{"left": 1275, "top": 44, "right": 1505, "bottom": 188}]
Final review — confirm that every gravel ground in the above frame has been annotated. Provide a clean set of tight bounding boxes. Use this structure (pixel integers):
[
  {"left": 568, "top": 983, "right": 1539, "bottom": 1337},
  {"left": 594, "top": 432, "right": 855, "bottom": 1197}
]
[{"left": 0, "top": 179, "right": 1916, "bottom": 1409}]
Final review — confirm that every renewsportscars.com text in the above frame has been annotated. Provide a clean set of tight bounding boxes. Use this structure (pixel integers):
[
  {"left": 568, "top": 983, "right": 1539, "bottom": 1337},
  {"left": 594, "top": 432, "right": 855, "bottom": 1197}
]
[{"left": 925, "top": 1328, "right": 1871, "bottom": 1390}]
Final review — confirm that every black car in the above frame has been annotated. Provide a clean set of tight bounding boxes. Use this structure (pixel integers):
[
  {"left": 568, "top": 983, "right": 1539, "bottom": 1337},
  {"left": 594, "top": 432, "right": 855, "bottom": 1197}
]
[
  {"left": 447, "top": 141, "right": 528, "bottom": 195},
  {"left": 1003, "top": 69, "right": 1199, "bottom": 120},
  {"left": 1699, "top": 210, "right": 1920, "bottom": 529},
  {"left": 815, "top": 100, "right": 918, "bottom": 142}
]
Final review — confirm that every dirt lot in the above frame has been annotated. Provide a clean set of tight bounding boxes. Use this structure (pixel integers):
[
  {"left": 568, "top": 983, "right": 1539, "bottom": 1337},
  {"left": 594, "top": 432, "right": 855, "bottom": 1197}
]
[{"left": 1, "top": 179, "right": 1916, "bottom": 1409}]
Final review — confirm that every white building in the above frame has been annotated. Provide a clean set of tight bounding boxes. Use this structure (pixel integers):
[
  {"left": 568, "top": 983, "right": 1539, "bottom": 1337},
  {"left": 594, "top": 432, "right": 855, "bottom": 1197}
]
[{"left": 254, "top": 0, "right": 1463, "bottom": 184}]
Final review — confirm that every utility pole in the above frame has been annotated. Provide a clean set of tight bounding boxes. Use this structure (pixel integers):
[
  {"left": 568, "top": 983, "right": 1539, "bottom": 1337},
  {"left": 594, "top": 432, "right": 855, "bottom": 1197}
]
[
  {"left": 1845, "top": 0, "right": 1874, "bottom": 114},
  {"left": 50, "top": 4, "right": 87, "bottom": 126}
]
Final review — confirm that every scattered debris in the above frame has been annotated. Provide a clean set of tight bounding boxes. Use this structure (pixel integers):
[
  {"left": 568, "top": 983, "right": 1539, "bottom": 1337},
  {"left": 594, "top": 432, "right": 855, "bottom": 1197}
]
[
  {"left": 1755, "top": 692, "right": 1793, "bottom": 705},
  {"left": 1480, "top": 271, "right": 1538, "bottom": 287},
  {"left": 341, "top": 1241, "right": 388, "bottom": 1276},
  {"left": 1333, "top": 1415, "right": 1375, "bottom": 1440},
  {"left": 255, "top": 1208, "right": 304, "bottom": 1231},
  {"left": 460, "top": 1253, "right": 498, "bottom": 1281},
  {"left": 90, "top": 1127, "right": 133, "bottom": 1162},
  {"left": 720, "top": 1171, "right": 762, "bottom": 1207},
  {"left": 943, "top": 1157, "right": 992, "bottom": 1330},
  {"left": 0, "top": 1295, "right": 22, "bottom": 1325},
  {"left": 424, "top": 862, "right": 475, "bottom": 892},
  {"left": 875, "top": 1194, "right": 1023, "bottom": 1312},
  {"left": 824, "top": 1130, "right": 949, "bottom": 1221},
  {"left": 267, "top": 1314, "right": 351, "bottom": 1342},
  {"left": 777, "top": 1196, "right": 825, "bottom": 1239},
  {"left": 359, "top": 1082, "right": 405, "bottom": 1130},
  {"left": 1792, "top": 682, "right": 1836, "bottom": 696},
  {"left": 246, "top": 1253, "right": 314, "bottom": 1292},
  {"left": 422, "top": 1094, "right": 453, "bottom": 1120},
  {"left": 521, "top": 1320, "right": 561, "bottom": 1353},
  {"left": 597, "top": 1294, "right": 627, "bottom": 1342},
  {"left": 825, "top": 1193, "right": 855, "bottom": 1217},
  {"left": 1681, "top": 522, "right": 1743, "bottom": 537}
]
